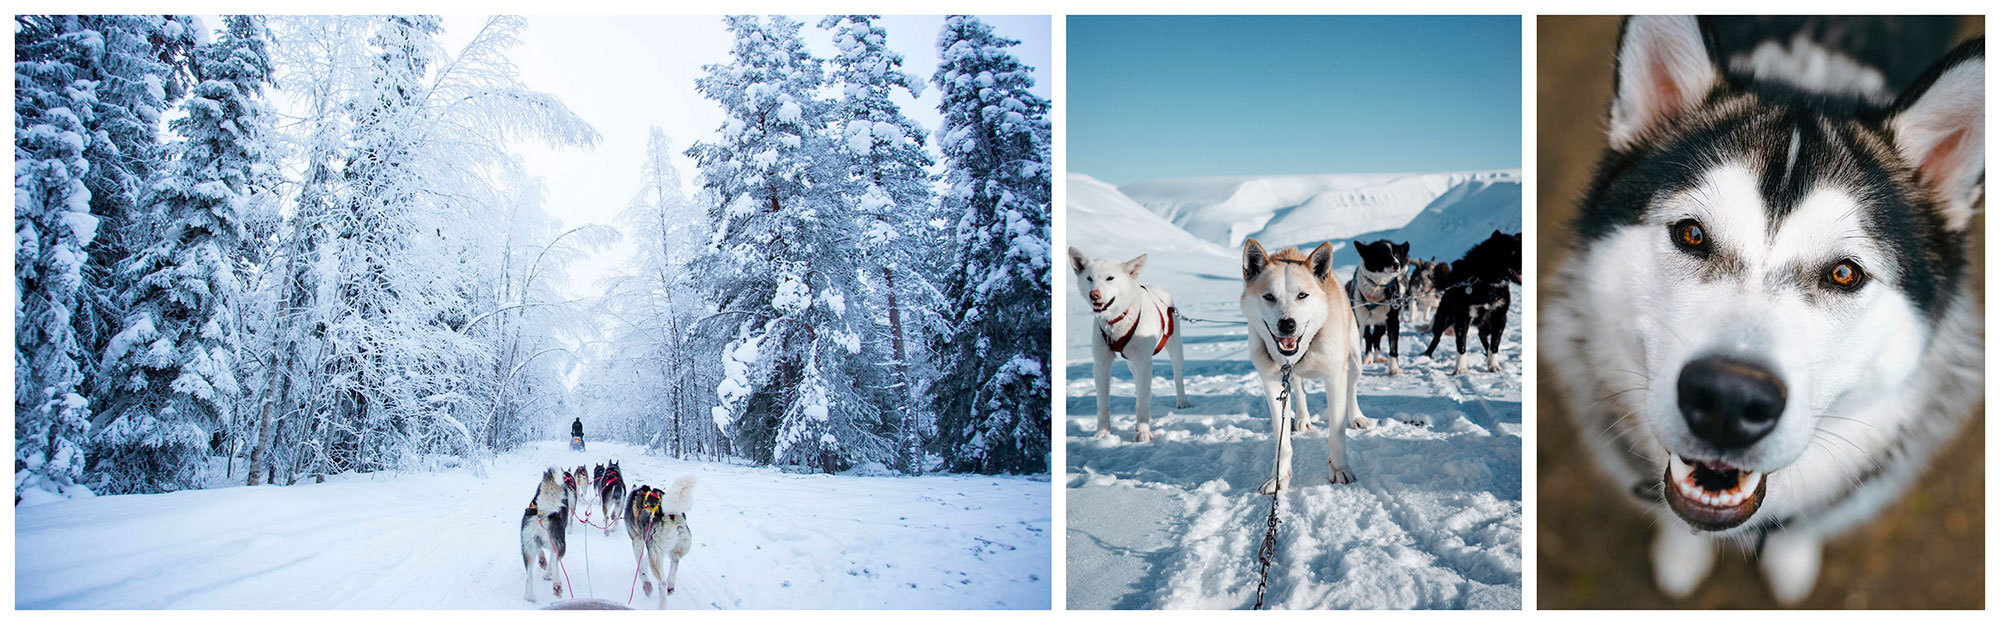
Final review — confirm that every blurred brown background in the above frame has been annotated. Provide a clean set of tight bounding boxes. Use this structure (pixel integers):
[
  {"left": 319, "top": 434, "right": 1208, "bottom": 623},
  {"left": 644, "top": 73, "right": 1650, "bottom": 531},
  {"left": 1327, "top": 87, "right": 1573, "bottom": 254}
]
[{"left": 1535, "top": 15, "right": 1985, "bottom": 609}]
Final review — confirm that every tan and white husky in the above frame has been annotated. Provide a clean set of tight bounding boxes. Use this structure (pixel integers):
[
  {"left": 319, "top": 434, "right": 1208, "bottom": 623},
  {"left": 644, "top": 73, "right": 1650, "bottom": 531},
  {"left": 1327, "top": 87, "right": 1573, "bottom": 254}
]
[
  {"left": 1069, "top": 246, "right": 1190, "bottom": 443},
  {"left": 1240, "top": 240, "right": 1375, "bottom": 493}
]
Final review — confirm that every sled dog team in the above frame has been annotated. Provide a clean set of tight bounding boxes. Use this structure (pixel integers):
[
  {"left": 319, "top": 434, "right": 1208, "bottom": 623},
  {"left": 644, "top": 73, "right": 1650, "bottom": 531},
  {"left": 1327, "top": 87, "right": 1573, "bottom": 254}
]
[
  {"left": 521, "top": 460, "right": 695, "bottom": 608},
  {"left": 1070, "top": 231, "right": 1521, "bottom": 487}
]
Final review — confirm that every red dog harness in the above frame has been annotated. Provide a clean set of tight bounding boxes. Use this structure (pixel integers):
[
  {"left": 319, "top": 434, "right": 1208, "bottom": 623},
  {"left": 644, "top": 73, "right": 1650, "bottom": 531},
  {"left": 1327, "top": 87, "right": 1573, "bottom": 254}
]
[{"left": 1101, "top": 287, "right": 1176, "bottom": 357}]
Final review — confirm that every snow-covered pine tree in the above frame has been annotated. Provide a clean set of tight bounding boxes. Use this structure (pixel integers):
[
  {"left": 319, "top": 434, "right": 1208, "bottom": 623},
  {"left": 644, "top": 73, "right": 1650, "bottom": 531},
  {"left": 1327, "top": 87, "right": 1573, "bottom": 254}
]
[
  {"left": 92, "top": 16, "right": 278, "bottom": 494},
  {"left": 70, "top": 16, "right": 201, "bottom": 412},
  {"left": 929, "top": 16, "right": 1053, "bottom": 475},
  {"left": 689, "top": 15, "right": 892, "bottom": 472},
  {"left": 819, "top": 15, "right": 945, "bottom": 475},
  {"left": 15, "top": 16, "right": 107, "bottom": 499}
]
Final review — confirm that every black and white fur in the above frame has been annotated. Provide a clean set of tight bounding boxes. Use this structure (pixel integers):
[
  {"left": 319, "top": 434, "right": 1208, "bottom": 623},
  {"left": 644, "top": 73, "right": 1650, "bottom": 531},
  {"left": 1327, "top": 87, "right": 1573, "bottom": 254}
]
[
  {"left": 1421, "top": 231, "right": 1521, "bottom": 375},
  {"left": 1345, "top": 240, "right": 1411, "bottom": 375},
  {"left": 1403, "top": 257, "right": 1446, "bottom": 325},
  {"left": 598, "top": 459, "right": 626, "bottom": 537},
  {"left": 625, "top": 476, "right": 696, "bottom": 609},
  {"left": 1069, "top": 246, "right": 1190, "bottom": 443},
  {"left": 520, "top": 467, "right": 570, "bottom": 602},
  {"left": 1545, "top": 16, "right": 1982, "bottom": 605}
]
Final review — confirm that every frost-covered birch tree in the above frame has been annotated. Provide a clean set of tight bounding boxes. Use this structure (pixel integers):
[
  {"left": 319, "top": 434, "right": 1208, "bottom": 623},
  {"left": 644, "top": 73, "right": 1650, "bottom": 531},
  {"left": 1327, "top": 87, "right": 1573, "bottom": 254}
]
[{"left": 242, "top": 15, "right": 596, "bottom": 483}]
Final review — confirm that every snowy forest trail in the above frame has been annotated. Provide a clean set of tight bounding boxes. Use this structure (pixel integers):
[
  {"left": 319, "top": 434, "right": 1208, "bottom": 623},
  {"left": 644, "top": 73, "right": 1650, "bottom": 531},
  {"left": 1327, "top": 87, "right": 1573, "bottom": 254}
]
[
  {"left": 16, "top": 442, "right": 1051, "bottom": 609},
  {"left": 1062, "top": 171, "right": 1524, "bottom": 609}
]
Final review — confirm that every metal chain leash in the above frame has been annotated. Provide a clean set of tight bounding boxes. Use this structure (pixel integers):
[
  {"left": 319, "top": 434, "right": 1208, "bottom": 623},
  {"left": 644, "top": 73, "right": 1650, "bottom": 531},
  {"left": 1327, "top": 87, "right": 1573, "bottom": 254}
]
[{"left": 1253, "top": 362, "right": 1293, "bottom": 610}]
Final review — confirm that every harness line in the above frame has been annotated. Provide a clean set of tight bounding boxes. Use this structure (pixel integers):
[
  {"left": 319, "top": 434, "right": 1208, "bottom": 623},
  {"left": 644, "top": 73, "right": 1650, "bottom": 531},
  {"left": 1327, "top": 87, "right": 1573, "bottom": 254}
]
[
  {"left": 581, "top": 508, "right": 595, "bottom": 598},
  {"left": 627, "top": 513, "right": 655, "bottom": 604},
  {"left": 537, "top": 515, "right": 575, "bottom": 601}
]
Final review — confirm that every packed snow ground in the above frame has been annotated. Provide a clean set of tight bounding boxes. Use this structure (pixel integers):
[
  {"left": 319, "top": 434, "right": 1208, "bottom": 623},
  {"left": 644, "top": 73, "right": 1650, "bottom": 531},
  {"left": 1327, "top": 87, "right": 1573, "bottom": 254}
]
[
  {"left": 1064, "top": 172, "right": 1522, "bottom": 609},
  {"left": 16, "top": 442, "right": 1050, "bottom": 609}
]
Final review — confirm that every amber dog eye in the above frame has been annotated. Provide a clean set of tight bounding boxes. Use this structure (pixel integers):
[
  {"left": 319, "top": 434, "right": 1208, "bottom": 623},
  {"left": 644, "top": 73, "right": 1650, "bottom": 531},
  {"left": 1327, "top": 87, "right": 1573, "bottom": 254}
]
[
  {"left": 1826, "top": 259, "right": 1866, "bottom": 291},
  {"left": 1670, "top": 219, "right": 1707, "bottom": 253}
]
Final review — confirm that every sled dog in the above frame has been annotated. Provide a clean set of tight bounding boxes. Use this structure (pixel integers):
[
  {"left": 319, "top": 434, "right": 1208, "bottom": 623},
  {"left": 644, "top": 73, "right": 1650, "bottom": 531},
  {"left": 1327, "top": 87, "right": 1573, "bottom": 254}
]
[
  {"left": 1544, "top": 16, "right": 1983, "bottom": 604},
  {"left": 1241, "top": 240, "right": 1375, "bottom": 493},
  {"left": 1345, "top": 240, "right": 1411, "bottom": 374},
  {"left": 1420, "top": 231, "right": 1521, "bottom": 374},
  {"left": 520, "top": 468, "right": 571, "bottom": 602},
  {"left": 626, "top": 476, "right": 696, "bottom": 609},
  {"left": 1404, "top": 258, "right": 1447, "bottom": 325},
  {"left": 561, "top": 468, "right": 582, "bottom": 515},
  {"left": 599, "top": 460, "right": 627, "bottom": 537},
  {"left": 1069, "top": 246, "right": 1190, "bottom": 443}
]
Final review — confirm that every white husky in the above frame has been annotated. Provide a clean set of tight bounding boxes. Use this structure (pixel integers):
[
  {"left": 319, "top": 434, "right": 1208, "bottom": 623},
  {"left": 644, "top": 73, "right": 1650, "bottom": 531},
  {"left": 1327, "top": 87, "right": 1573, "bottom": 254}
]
[
  {"left": 1545, "top": 16, "right": 1983, "bottom": 605},
  {"left": 1069, "top": 247, "right": 1190, "bottom": 443},
  {"left": 1240, "top": 240, "right": 1375, "bottom": 493}
]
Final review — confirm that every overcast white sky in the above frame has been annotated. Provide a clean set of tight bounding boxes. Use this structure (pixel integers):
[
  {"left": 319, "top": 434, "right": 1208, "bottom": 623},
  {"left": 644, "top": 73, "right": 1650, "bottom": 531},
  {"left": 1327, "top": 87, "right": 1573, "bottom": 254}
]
[{"left": 424, "top": 15, "right": 1053, "bottom": 300}]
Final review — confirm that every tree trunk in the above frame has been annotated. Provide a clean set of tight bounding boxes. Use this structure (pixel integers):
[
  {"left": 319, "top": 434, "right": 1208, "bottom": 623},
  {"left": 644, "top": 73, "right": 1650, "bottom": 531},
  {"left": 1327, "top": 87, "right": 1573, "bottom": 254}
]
[{"left": 882, "top": 267, "right": 920, "bottom": 476}]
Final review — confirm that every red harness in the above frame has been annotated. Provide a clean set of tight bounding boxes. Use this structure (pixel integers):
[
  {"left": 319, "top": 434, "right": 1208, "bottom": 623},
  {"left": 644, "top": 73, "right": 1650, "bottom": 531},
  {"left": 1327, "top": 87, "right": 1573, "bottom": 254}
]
[{"left": 1101, "top": 289, "right": 1176, "bottom": 357}]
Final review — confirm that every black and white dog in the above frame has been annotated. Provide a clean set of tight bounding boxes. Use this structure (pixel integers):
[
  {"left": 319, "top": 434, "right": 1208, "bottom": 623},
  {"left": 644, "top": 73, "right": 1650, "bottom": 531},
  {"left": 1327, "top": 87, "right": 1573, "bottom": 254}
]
[
  {"left": 1403, "top": 257, "right": 1447, "bottom": 325},
  {"left": 520, "top": 468, "right": 570, "bottom": 602},
  {"left": 626, "top": 476, "right": 696, "bottom": 609},
  {"left": 598, "top": 459, "right": 627, "bottom": 537},
  {"left": 1421, "top": 231, "right": 1521, "bottom": 375},
  {"left": 1345, "top": 240, "right": 1410, "bottom": 375},
  {"left": 1544, "top": 16, "right": 1982, "bottom": 604}
]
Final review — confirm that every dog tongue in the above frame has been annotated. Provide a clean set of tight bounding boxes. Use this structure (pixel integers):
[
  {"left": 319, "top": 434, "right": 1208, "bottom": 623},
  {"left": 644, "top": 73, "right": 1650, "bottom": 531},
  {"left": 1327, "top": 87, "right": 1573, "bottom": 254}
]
[{"left": 1277, "top": 336, "right": 1299, "bottom": 351}]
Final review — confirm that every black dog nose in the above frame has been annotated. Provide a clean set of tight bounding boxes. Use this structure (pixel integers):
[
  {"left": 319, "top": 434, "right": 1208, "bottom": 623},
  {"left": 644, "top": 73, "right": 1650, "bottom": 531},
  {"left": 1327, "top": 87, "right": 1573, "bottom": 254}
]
[
  {"left": 1677, "top": 356, "right": 1786, "bottom": 449},
  {"left": 1277, "top": 318, "right": 1296, "bottom": 335}
]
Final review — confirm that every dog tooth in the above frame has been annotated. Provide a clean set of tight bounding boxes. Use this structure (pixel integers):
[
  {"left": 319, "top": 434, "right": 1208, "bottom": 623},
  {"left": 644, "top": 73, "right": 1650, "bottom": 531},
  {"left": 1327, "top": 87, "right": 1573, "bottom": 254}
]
[{"left": 1668, "top": 455, "right": 1695, "bottom": 481}]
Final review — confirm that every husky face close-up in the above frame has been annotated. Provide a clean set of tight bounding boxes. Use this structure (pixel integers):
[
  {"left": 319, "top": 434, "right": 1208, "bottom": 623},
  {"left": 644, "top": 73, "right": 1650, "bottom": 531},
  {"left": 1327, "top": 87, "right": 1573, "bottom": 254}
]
[{"left": 1545, "top": 16, "right": 1983, "bottom": 605}]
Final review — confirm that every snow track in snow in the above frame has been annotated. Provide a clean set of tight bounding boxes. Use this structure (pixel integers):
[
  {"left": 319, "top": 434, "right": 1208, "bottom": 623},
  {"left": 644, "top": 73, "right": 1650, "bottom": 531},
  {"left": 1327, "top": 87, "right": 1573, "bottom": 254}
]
[{"left": 16, "top": 442, "right": 1050, "bottom": 609}]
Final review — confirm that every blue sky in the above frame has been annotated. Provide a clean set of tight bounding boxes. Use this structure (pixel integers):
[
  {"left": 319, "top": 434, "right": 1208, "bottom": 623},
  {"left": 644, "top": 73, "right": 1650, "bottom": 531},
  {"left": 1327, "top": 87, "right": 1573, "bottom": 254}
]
[{"left": 1068, "top": 15, "right": 1521, "bottom": 185}]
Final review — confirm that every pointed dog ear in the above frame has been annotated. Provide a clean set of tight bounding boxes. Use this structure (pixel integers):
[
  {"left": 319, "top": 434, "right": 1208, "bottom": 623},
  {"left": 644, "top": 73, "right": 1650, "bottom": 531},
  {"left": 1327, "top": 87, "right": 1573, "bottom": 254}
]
[
  {"left": 1609, "top": 16, "right": 1720, "bottom": 151},
  {"left": 1243, "top": 238, "right": 1268, "bottom": 281},
  {"left": 1394, "top": 241, "right": 1410, "bottom": 257},
  {"left": 1067, "top": 246, "right": 1091, "bottom": 274},
  {"left": 1889, "top": 38, "right": 1983, "bottom": 232},
  {"left": 1122, "top": 253, "right": 1148, "bottom": 278},
  {"left": 1309, "top": 242, "right": 1336, "bottom": 281}
]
